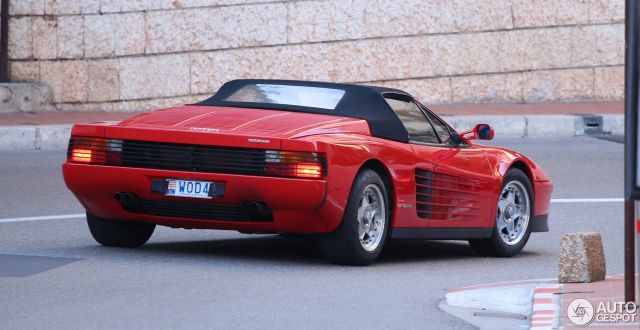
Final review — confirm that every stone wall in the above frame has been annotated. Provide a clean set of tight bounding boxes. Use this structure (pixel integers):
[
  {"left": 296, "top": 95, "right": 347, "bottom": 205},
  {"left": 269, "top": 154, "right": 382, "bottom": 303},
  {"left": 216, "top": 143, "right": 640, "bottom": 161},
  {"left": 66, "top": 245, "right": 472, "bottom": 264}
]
[{"left": 6, "top": 0, "right": 625, "bottom": 111}]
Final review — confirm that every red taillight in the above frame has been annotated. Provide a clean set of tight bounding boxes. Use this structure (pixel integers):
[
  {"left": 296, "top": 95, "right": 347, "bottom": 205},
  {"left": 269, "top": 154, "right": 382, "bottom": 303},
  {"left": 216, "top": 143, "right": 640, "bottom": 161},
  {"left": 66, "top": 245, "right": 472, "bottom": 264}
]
[
  {"left": 70, "top": 148, "right": 93, "bottom": 163},
  {"left": 265, "top": 150, "right": 325, "bottom": 179},
  {"left": 293, "top": 163, "right": 323, "bottom": 179},
  {"left": 67, "top": 137, "right": 122, "bottom": 165}
]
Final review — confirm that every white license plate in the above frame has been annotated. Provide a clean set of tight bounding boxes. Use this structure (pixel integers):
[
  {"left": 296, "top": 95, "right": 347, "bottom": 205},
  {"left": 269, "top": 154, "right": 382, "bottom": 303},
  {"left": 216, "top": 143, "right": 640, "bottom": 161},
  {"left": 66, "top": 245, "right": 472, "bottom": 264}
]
[{"left": 165, "top": 179, "right": 213, "bottom": 199}]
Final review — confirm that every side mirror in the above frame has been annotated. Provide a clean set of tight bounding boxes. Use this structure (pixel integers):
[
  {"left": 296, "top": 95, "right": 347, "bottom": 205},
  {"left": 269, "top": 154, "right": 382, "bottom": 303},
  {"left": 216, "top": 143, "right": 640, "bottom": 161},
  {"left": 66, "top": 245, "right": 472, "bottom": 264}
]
[{"left": 459, "top": 124, "right": 494, "bottom": 141}]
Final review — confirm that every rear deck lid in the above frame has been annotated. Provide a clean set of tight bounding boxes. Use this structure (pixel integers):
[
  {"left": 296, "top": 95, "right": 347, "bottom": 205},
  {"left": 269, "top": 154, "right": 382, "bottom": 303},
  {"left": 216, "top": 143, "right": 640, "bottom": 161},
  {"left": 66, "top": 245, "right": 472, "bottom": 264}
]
[{"left": 106, "top": 105, "right": 370, "bottom": 148}]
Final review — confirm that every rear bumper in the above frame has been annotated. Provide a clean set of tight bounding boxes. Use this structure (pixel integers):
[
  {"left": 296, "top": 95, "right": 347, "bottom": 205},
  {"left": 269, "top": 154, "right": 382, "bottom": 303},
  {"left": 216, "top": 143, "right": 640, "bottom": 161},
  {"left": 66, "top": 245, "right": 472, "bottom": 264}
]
[{"left": 63, "top": 163, "right": 340, "bottom": 233}]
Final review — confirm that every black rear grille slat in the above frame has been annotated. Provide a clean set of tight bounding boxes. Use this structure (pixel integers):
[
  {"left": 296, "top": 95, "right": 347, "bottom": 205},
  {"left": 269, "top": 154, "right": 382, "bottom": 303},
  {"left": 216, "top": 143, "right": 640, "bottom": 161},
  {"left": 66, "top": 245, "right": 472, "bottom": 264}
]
[
  {"left": 136, "top": 199, "right": 273, "bottom": 222},
  {"left": 121, "top": 140, "right": 268, "bottom": 176}
]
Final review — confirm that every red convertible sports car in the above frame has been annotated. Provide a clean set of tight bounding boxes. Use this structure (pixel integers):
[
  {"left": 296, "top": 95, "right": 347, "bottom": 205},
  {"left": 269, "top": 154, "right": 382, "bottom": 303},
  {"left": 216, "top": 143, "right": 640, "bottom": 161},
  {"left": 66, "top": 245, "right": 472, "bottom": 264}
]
[{"left": 63, "top": 79, "right": 553, "bottom": 265}]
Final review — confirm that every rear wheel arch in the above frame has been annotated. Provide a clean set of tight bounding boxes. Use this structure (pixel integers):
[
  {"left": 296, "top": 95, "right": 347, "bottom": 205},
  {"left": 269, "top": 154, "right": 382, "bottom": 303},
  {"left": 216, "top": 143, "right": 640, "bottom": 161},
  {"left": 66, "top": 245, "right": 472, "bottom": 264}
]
[{"left": 359, "top": 159, "right": 395, "bottom": 227}]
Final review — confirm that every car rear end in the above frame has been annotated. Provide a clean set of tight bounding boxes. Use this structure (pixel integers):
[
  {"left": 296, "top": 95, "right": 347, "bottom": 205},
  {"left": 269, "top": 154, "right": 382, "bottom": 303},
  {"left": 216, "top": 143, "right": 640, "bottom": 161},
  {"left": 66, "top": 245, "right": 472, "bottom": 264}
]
[{"left": 63, "top": 120, "right": 339, "bottom": 233}]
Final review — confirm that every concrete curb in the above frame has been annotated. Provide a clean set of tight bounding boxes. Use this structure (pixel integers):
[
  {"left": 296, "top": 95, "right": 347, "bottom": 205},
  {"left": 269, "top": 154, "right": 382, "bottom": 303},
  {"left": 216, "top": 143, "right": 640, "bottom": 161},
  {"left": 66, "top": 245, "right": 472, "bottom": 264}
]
[
  {"left": 440, "top": 279, "right": 560, "bottom": 330},
  {"left": 0, "top": 124, "right": 72, "bottom": 151},
  {"left": 442, "top": 114, "right": 624, "bottom": 138},
  {"left": 0, "top": 114, "right": 625, "bottom": 151}
]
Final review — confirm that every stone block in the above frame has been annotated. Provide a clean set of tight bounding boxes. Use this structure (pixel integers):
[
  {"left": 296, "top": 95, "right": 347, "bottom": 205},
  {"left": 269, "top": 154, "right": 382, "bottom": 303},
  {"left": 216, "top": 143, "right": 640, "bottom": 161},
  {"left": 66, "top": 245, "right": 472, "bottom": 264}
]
[
  {"left": 45, "top": 0, "right": 81, "bottom": 15},
  {"left": 593, "top": 24, "right": 625, "bottom": 66},
  {"left": 559, "top": 232, "right": 606, "bottom": 283},
  {"left": 57, "top": 16, "right": 84, "bottom": 59},
  {"left": 522, "top": 69, "right": 594, "bottom": 102},
  {"left": 287, "top": 0, "right": 369, "bottom": 43},
  {"left": 500, "top": 28, "right": 573, "bottom": 72},
  {"left": 84, "top": 14, "right": 116, "bottom": 58},
  {"left": 145, "top": 4, "right": 287, "bottom": 54},
  {"left": 10, "top": 61, "right": 40, "bottom": 81},
  {"left": 590, "top": 0, "right": 625, "bottom": 23},
  {"left": 119, "top": 54, "right": 190, "bottom": 100},
  {"left": 100, "top": 0, "right": 174, "bottom": 13},
  {"left": 8, "top": 18, "right": 32, "bottom": 60},
  {"left": 175, "top": 0, "right": 273, "bottom": 8},
  {"left": 594, "top": 66, "right": 624, "bottom": 100},
  {"left": 452, "top": 0, "right": 512, "bottom": 31},
  {"left": 9, "top": 0, "right": 45, "bottom": 15},
  {"left": 383, "top": 77, "right": 452, "bottom": 105},
  {"left": 39, "top": 61, "right": 63, "bottom": 103},
  {"left": 88, "top": 60, "right": 120, "bottom": 102},
  {"left": 451, "top": 73, "right": 523, "bottom": 103},
  {"left": 40, "top": 60, "right": 88, "bottom": 103},
  {"left": 512, "top": 0, "right": 589, "bottom": 27},
  {"left": 115, "top": 13, "right": 146, "bottom": 56},
  {"left": 61, "top": 61, "right": 88, "bottom": 103},
  {"left": 81, "top": 0, "right": 101, "bottom": 14},
  {"left": 190, "top": 46, "right": 301, "bottom": 95},
  {"left": 0, "top": 82, "right": 55, "bottom": 113},
  {"left": 32, "top": 17, "right": 57, "bottom": 60}
]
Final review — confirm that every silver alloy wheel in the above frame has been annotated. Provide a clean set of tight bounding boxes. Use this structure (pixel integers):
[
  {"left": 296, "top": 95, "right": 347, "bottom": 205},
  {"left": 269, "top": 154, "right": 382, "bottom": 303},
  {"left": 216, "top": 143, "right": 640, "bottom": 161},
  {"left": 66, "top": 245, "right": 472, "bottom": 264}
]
[
  {"left": 496, "top": 180, "right": 530, "bottom": 245},
  {"left": 356, "top": 184, "right": 386, "bottom": 252}
]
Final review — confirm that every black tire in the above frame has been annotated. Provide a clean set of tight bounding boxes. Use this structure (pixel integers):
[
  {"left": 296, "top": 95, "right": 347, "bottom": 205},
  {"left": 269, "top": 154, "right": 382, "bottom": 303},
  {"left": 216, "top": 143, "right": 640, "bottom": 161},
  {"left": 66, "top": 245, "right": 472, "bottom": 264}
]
[
  {"left": 86, "top": 212, "right": 155, "bottom": 247},
  {"left": 318, "top": 169, "right": 390, "bottom": 265},
  {"left": 469, "top": 168, "right": 534, "bottom": 257}
]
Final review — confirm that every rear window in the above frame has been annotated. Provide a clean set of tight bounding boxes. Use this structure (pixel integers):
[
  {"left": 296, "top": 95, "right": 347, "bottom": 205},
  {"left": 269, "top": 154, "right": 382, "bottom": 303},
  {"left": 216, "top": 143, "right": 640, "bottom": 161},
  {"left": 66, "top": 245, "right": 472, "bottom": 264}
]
[{"left": 225, "top": 84, "right": 346, "bottom": 110}]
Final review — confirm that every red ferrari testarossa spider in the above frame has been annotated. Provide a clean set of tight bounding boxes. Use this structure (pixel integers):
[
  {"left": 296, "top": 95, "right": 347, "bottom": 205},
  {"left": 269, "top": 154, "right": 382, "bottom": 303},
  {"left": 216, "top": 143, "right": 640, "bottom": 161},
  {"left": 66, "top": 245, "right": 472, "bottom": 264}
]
[{"left": 63, "top": 79, "right": 553, "bottom": 265}]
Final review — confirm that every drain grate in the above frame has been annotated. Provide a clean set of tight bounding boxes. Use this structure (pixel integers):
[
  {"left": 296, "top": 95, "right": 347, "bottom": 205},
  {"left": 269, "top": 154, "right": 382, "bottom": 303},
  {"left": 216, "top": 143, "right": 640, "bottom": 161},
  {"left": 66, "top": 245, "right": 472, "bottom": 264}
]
[{"left": 582, "top": 115, "right": 603, "bottom": 135}]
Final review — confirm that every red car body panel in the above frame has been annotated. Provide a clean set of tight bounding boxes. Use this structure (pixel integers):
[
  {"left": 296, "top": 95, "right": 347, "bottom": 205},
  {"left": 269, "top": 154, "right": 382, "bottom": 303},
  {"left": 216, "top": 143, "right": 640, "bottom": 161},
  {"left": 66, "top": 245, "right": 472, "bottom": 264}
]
[{"left": 63, "top": 104, "right": 553, "bottom": 235}]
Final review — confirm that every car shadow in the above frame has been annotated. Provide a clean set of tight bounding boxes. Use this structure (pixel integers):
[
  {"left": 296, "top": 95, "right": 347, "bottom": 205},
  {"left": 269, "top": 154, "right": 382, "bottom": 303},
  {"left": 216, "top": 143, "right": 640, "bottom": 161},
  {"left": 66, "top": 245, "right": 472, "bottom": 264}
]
[{"left": 128, "top": 235, "right": 543, "bottom": 266}]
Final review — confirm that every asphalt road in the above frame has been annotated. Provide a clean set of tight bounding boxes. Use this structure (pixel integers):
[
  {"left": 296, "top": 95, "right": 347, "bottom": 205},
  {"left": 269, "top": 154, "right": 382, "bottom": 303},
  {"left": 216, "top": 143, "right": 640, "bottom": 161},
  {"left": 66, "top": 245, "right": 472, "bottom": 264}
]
[{"left": 0, "top": 136, "right": 624, "bottom": 329}]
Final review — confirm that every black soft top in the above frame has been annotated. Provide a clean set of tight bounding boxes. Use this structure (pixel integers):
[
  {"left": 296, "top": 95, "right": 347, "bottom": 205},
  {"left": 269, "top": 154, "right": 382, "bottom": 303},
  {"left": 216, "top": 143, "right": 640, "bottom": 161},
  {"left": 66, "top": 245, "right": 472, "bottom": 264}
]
[{"left": 195, "top": 79, "right": 411, "bottom": 142}]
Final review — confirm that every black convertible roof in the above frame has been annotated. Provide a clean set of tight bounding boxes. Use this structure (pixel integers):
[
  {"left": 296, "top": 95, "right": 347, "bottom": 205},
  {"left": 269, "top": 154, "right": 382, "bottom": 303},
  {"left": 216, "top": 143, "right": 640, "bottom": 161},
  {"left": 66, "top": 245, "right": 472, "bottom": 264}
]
[{"left": 195, "top": 79, "right": 411, "bottom": 142}]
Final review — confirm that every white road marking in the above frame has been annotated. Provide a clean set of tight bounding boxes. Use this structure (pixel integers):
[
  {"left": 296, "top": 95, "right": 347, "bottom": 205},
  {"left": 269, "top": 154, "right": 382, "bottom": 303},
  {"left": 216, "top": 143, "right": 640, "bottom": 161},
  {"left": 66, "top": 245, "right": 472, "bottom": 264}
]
[
  {"left": 0, "top": 213, "right": 85, "bottom": 224},
  {"left": 0, "top": 198, "right": 625, "bottom": 224},
  {"left": 551, "top": 198, "right": 624, "bottom": 203}
]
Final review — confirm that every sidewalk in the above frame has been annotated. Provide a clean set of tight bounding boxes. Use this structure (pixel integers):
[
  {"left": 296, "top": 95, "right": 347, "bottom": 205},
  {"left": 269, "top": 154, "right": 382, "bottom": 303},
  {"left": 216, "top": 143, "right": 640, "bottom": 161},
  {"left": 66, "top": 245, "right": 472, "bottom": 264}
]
[
  {"left": 0, "top": 101, "right": 624, "bottom": 151},
  {"left": 442, "top": 275, "right": 639, "bottom": 330}
]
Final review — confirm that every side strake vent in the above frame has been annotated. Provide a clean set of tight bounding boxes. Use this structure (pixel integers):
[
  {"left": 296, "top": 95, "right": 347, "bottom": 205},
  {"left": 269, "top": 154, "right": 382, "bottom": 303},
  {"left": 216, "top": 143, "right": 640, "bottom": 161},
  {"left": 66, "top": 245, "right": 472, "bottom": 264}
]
[
  {"left": 414, "top": 168, "right": 483, "bottom": 221},
  {"left": 415, "top": 169, "right": 433, "bottom": 219}
]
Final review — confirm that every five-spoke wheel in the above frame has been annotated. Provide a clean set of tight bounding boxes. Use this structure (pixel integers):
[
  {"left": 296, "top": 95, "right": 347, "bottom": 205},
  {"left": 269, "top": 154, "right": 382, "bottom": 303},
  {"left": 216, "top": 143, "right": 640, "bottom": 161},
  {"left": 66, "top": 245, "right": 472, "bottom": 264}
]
[
  {"left": 496, "top": 180, "right": 530, "bottom": 246},
  {"left": 357, "top": 184, "right": 386, "bottom": 252},
  {"left": 469, "top": 168, "right": 534, "bottom": 257},
  {"left": 319, "top": 169, "right": 389, "bottom": 265}
]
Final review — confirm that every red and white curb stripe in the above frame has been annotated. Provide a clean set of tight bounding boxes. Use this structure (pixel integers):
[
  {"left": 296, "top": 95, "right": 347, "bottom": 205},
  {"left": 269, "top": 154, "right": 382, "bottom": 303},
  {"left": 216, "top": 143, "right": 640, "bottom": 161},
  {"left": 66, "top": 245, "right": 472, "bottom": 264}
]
[{"left": 530, "top": 285, "right": 561, "bottom": 329}]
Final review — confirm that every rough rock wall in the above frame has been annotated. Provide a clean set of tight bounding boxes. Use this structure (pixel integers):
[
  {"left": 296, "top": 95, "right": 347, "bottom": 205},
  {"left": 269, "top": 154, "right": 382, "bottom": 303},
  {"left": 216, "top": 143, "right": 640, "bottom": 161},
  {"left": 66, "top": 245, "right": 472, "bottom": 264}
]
[{"left": 6, "top": 0, "right": 624, "bottom": 111}]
